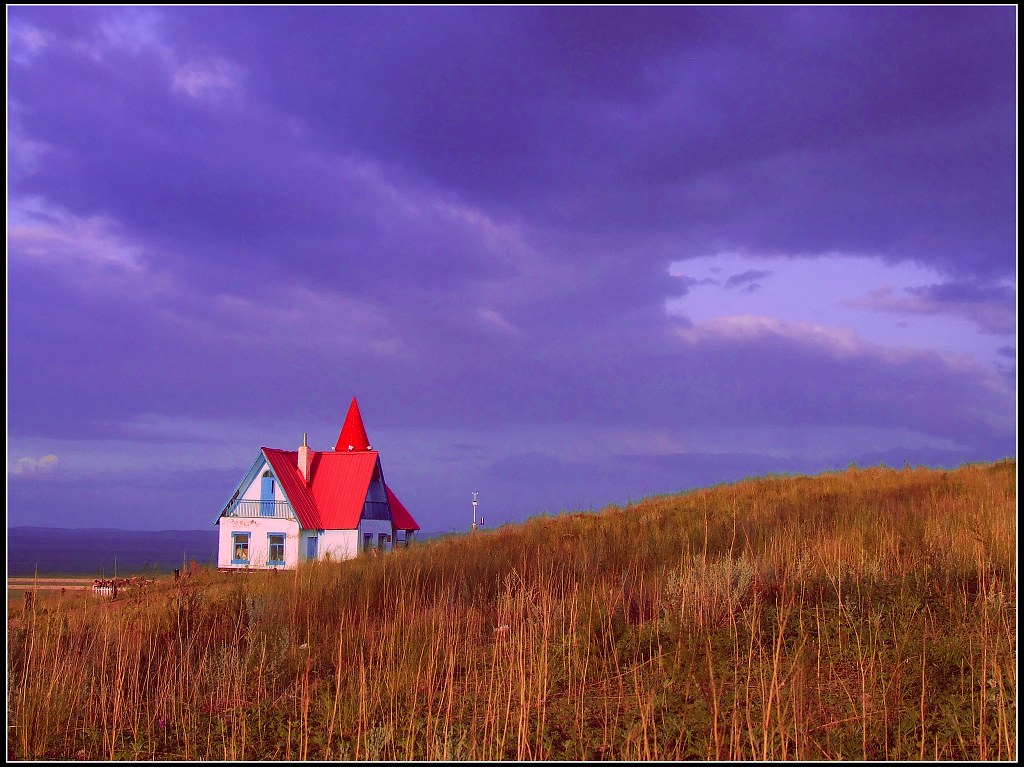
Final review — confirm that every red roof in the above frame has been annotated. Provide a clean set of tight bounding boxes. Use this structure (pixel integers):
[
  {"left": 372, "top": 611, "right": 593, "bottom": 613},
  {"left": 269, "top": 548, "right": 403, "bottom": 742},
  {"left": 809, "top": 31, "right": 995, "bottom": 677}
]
[
  {"left": 309, "top": 450, "right": 379, "bottom": 529},
  {"left": 264, "top": 448, "right": 419, "bottom": 531},
  {"left": 258, "top": 400, "right": 419, "bottom": 531},
  {"left": 334, "top": 397, "right": 371, "bottom": 452},
  {"left": 386, "top": 485, "right": 420, "bottom": 531},
  {"left": 262, "top": 449, "right": 322, "bottom": 529}
]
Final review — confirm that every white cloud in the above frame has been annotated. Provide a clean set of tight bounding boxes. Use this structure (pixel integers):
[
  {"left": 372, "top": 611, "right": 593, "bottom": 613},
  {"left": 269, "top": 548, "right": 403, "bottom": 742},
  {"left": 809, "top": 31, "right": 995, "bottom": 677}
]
[
  {"left": 7, "top": 198, "right": 145, "bottom": 271},
  {"left": 55, "top": 8, "right": 171, "bottom": 63},
  {"left": 670, "top": 313, "right": 996, "bottom": 385},
  {"left": 845, "top": 285, "right": 1016, "bottom": 336},
  {"left": 9, "top": 454, "right": 58, "bottom": 476},
  {"left": 675, "top": 314, "right": 861, "bottom": 356},
  {"left": 14, "top": 9, "right": 245, "bottom": 105},
  {"left": 8, "top": 102, "right": 53, "bottom": 178},
  {"left": 97, "top": 9, "right": 168, "bottom": 56},
  {"left": 172, "top": 58, "right": 243, "bottom": 99},
  {"left": 478, "top": 308, "right": 523, "bottom": 337},
  {"left": 7, "top": 434, "right": 258, "bottom": 477},
  {"left": 667, "top": 251, "right": 1010, "bottom": 370},
  {"left": 154, "top": 284, "right": 410, "bottom": 359},
  {"left": 8, "top": 23, "right": 53, "bottom": 65}
]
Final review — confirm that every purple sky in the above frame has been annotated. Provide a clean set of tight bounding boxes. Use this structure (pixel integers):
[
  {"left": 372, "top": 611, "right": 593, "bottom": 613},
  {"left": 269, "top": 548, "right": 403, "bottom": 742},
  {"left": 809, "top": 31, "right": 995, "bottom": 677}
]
[{"left": 7, "top": 7, "right": 1016, "bottom": 532}]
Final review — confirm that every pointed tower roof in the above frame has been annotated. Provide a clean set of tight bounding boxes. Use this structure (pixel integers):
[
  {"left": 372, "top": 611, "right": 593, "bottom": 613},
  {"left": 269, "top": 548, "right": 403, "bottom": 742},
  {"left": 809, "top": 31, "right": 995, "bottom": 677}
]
[{"left": 334, "top": 397, "right": 372, "bottom": 452}]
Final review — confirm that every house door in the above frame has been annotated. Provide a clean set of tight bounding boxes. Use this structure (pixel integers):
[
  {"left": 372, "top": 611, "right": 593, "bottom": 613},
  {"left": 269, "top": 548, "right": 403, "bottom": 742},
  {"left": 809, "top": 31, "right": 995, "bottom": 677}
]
[
  {"left": 307, "top": 535, "right": 319, "bottom": 560},
  {"left": 260, "top": 473, "right": 275, "bottom": 517}
]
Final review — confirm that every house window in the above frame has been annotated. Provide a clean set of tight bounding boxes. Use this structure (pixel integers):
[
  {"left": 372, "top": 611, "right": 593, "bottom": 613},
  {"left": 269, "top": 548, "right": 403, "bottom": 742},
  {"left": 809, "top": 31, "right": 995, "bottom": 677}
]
[
  {"left": 363, "top": 501, "right": 391, "bottom": 520},
  {"left": 306, "top": 535, "right": 319, "bottom": 560},
  {"left": 395, "top": 531, "right": 406, "bottom": 548},
  {"left": 378, "top": 532, "right": 388, "bottom": 551},
  {"left": 260, "top": 472, "right": 276, "bottom": 517},
  {"left": 267, "top": 533, "right": 285, "bottom": 566},
  {"left": 231, "top": 532, "right": 250, "bottom": 565},
  {"left": 363, "top": 532, "right": 373, "bottom": 553}
]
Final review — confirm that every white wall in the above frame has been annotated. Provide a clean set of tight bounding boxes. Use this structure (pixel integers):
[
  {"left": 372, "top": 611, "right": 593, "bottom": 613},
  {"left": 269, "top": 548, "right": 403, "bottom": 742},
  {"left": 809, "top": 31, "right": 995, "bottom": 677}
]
[
  {"left": 220, "top": 456, "right": 300, "bottom": 569},
  {"left": 241, "top": 459, "right": 287, "bottom": 502},
  {"left": 220, "top": 454, "right": 404, "bottom": 565},
  {"left": 298, "top": 529, "right": 356, "bottom": 562},
  {"left": 319, "top": 529, "right": 359, "bottom": 561},
  {"left": 218, "top": 516, "right": 301, "bottom": 570}
]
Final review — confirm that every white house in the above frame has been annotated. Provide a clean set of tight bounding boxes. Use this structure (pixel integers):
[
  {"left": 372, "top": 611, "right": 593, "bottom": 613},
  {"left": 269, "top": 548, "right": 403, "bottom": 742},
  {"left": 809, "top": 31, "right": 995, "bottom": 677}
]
[{"left": 215, "top": 398, "right": 420, "bottom": 570}]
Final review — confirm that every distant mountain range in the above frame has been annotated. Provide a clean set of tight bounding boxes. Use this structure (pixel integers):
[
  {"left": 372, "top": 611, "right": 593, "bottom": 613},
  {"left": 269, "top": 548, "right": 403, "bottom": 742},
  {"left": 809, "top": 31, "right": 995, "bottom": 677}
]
[{"left": 7, "top": 527, "right": 219, "bottom": 577}]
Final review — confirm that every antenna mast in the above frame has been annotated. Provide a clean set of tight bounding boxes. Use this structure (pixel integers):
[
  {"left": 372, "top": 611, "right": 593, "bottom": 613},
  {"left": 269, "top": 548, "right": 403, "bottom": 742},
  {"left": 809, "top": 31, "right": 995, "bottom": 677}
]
[{"left": 472, "top": 491, "right": 478, "bottom": 534}]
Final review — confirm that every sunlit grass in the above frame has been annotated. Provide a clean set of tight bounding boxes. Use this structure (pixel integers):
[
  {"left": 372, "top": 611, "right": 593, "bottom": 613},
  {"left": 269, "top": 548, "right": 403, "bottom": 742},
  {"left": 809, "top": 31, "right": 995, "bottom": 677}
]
[{"left": 7, "top": 460, "right": 1015, "bottom": 760}]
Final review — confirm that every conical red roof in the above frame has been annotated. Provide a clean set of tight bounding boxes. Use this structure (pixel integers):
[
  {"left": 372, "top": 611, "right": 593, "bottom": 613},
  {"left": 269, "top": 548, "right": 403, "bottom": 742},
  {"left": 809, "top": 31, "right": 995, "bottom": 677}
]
[{"left": 334, "top": 397, "right": 371, "bottom": 452}]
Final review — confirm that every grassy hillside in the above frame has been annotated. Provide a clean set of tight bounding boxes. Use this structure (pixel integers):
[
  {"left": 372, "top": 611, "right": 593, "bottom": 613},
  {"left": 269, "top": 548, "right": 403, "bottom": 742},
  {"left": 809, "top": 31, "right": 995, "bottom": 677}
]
[{"left": 7, "top": 461, "right": 1016, "bottom": 760}]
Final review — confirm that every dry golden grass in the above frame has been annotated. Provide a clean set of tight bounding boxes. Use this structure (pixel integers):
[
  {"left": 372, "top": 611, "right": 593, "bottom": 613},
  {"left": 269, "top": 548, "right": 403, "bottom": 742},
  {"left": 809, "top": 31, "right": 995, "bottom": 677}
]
[{"left": 7, "top": 460, "right": 1016, "bottom": 760}]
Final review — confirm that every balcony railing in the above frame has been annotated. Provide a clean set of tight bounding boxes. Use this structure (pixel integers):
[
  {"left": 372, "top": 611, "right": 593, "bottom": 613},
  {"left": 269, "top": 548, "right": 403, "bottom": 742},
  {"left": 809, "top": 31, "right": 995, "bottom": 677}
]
[{"left": 222, "top": 499, "right": 293, "bottom": 519}]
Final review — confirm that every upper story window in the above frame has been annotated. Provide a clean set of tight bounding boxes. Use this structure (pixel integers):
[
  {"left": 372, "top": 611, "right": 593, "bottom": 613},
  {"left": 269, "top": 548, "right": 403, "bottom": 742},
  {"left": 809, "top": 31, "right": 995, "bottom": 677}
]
[{"left": 261, "top": 471, "right": 276, "bottom": 517}]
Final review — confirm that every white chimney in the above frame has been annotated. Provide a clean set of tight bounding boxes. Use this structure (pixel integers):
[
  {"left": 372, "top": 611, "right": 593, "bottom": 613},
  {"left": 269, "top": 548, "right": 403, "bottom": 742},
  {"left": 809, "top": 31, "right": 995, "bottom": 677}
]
[{"left": 298, "top": 432, "right": 312, "bottom": 484}]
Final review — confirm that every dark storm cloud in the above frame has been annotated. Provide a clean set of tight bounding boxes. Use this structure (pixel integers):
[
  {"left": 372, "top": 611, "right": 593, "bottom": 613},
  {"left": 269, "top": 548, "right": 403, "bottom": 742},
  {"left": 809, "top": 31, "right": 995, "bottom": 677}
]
[
  {"left": 9, "top": 5, "right": 1016, "bottom": 299},
  {"left": 908, "top": 281, "right": 1017, "bottom": 335},
  {"left": 849, "top": 280, "right": 1016, "bottom": 335},
  {"left": 9, "top": 238, "right": 1013, "bottom": 456},
  {"left": 6, "top": 7, "right": 1016, "bottom": 529},
  {"left": 724, "top": 270, "right": 772, "bottom": 290}
]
